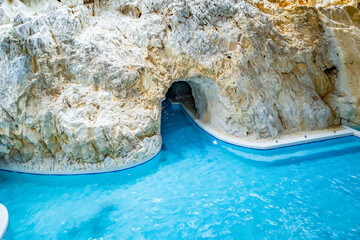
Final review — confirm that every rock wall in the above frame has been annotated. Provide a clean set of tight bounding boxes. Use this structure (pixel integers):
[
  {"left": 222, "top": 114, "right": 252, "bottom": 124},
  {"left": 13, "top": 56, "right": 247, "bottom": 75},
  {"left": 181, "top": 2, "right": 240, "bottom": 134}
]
[
  {"left": 0, "top": 0, "right": 359, "bottom": 171},
  {"left": 320, "top": 5, "right": 360, "bottom": 123}
]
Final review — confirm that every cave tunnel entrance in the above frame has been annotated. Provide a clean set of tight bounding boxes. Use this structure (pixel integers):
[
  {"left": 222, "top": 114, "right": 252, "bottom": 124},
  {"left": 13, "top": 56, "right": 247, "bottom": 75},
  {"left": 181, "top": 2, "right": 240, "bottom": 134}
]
[{"left": 165, "top": 81, "right": 198, "bottom": 116}]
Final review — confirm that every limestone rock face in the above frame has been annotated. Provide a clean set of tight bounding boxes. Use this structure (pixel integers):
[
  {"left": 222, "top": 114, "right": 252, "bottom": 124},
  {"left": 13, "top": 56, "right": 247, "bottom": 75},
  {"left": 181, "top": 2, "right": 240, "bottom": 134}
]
[
  {"left": 319, "top": 5, "right": 360, "bottom": 123},
  {"left": 0, "top": 0, "right": 359, "bottom": 171}
]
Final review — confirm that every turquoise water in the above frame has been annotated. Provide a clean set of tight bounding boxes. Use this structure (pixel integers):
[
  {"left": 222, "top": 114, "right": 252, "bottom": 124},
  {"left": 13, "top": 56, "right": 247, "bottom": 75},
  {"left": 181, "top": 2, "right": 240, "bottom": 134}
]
[{"left": 1, "top": 100, "right": 360, "bottom": 239}]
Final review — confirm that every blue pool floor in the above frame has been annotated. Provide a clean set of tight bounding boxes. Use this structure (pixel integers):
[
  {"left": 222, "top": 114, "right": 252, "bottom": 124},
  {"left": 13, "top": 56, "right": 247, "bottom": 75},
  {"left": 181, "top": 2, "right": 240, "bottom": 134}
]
[{"left": 0, "top": 100, "right": 360, "bottom": 239}]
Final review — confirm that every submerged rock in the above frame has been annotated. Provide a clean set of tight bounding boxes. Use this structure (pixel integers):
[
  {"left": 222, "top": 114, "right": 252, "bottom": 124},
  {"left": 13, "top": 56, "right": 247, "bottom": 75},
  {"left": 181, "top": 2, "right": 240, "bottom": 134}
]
[{"left": 0, "top": 0, "right": 359, "bottom": 171}]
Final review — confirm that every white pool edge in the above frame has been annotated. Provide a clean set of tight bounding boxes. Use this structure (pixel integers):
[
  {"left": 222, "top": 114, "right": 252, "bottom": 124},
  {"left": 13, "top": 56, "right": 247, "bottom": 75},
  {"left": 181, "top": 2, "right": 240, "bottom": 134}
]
[
  {"left": 343, "top": 125, "right": 360, "bottom": 137},
  {"left": 0, "top": 146, "right": 162, "bottom": 176},
  {"left": 1, "top": 103, "right": 359, "bottom": 175},
  {"left": 174, "top": 101, "right": 360, "bottom": 149},
  {"left": 0, "top": 203, "right": 8, "bottom": 240}
]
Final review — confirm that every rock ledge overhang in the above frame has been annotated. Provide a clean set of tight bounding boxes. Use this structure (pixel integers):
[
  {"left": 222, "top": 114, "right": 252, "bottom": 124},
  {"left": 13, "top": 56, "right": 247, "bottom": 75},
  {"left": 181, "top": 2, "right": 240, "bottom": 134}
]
[{"left": 0, "top": 0, "right": 359, "bottom": 171}]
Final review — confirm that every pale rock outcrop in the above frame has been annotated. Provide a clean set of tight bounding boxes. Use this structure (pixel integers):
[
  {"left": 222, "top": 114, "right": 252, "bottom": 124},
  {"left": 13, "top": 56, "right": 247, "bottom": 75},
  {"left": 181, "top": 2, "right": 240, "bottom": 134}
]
[
  {"left": 319, "top": 5, "right": 360, "bottom": 122},
  {"left": 0, "top": 0, "right": 359, "bottom": 171}
]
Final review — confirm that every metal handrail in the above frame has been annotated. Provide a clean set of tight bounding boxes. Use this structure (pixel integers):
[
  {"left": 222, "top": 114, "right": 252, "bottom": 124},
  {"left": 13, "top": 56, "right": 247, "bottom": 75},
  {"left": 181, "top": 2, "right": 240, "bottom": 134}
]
[{"left": 339, "top": 117, "right": 360, "bottom": 126}]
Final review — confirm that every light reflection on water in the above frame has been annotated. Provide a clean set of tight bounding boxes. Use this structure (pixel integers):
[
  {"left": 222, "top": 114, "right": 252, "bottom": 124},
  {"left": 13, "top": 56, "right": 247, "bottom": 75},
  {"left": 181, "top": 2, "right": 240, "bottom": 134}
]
[{"left": 1, "top": 100, "right": 360, "bottom": 239}]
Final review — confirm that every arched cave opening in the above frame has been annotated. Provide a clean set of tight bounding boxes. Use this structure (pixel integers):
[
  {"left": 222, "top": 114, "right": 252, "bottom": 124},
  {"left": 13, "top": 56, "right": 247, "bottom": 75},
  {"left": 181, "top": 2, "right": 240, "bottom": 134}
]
[
  {"left": 165, "top": 81, "right": 198, "bottom": 116},
  {"left": 163, "top": 77, "right": 224, "bottom": 128}
]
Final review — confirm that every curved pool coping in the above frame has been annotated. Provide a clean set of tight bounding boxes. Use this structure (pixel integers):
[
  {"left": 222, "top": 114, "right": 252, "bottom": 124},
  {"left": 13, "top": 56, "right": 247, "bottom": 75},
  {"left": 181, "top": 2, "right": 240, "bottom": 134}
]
[
  {"left": 0, "top": 147, "right": 161, "bottom": 176},
  {"left": 0, "top": 203, "right": 8, "bottom": 240},
  {"left": 0, "top": 102, "right": 359, "bottom": 176},
  {"left": 173, "top": 101, "right": 360, "bottom": 150}
]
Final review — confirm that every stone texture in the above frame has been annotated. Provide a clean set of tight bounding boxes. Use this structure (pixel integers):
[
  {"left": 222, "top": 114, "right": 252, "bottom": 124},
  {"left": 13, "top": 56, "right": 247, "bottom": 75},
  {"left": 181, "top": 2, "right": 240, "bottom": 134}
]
[{"left": 0, "top": 0, "right": 359, "bottom": 171}]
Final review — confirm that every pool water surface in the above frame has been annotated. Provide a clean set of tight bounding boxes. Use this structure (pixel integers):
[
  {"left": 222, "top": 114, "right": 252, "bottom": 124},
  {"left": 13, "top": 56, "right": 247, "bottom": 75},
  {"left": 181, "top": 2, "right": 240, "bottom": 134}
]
[{"left": 1, "top": 100, "right": 360, "bottom": 239}]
